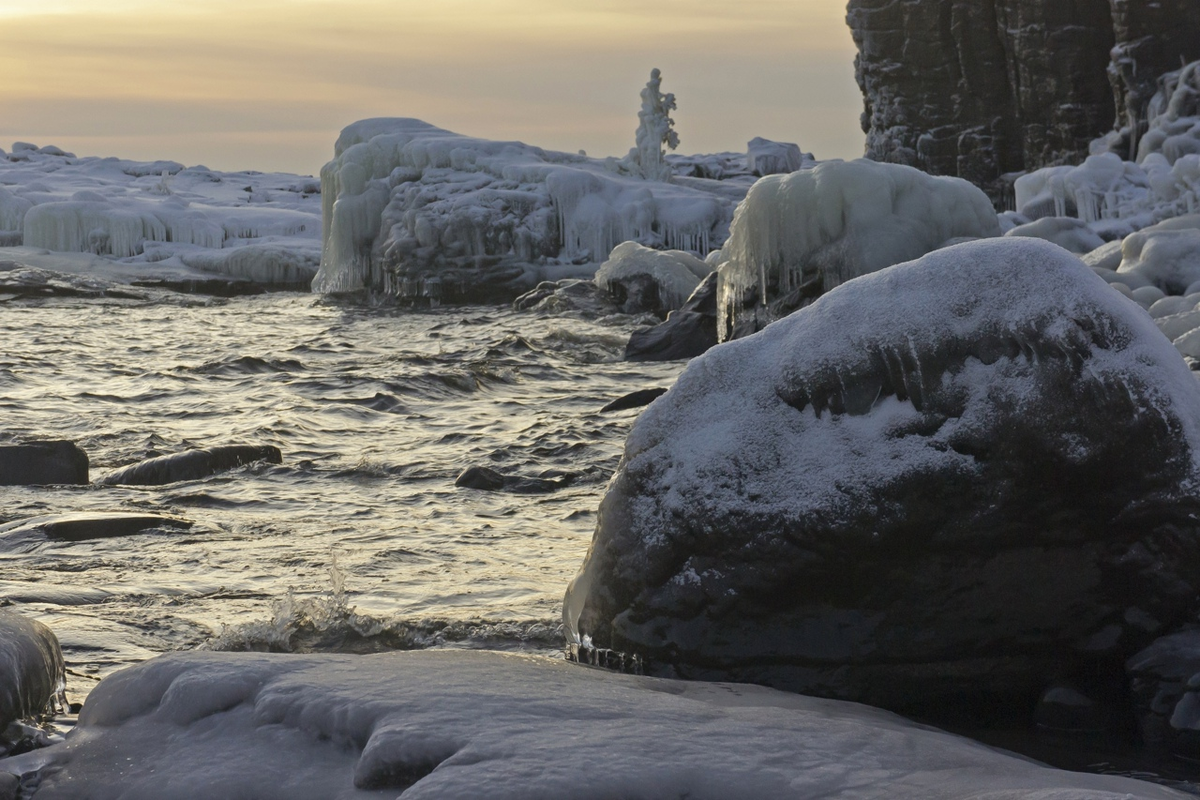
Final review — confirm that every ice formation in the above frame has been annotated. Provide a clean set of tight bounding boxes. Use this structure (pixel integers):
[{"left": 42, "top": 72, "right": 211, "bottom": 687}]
[
  {"left": 1117, "top": 215, "right": 1200, "bottom": 294},
  {"left": 0, "top": 610, "right": 65, "bottom": 728},
  {"left": 715, "top": 158, "right": 1000, "bottom": 340},
  {"left": 311, "top": 119, "right": 770, "bottom": 301},
  {"left": 1, "top": 649, "right": 1188, "bottom": 799},
  {"left": 0, "top": 144, "right": 322, "bottom": 289},
  {"left": 745, "top": 137, "right": 803, "bottom": 177},
  {"left": 1004, "top": 216, "right": 1106, "bottom": 253},
  {"left": 1014, "top": 60, "right": 1200, "bottom": 238},
  {"left": 629, "top": 68, "right": 679, "bottom": 182},
  {"left": 593, "top": 240, "right": 711, "bottom": 314}
]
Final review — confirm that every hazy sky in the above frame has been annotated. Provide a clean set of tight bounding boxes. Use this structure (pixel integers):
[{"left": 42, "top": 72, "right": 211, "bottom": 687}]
[{"left": 0, "top": 0, "right": 864, "bottom": 176}]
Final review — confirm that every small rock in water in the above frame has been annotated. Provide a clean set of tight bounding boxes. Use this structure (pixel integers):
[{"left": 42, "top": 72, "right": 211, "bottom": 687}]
[
  {"left": 625, "top": 272, "right": 719, "bottom": 361},
  {"left": 600, "top": 388, "right": 668, "bottom": 413},
  {"left": 0, "top": 441, "right": 88, "bottom": 486},
  {"left": 0, "top": 512, "right": 192, "bottom": 545},
  {"left": 454, "top": 466, "right": 573, "bottom": 494},
  {"left": 100, "top": 444, "right": 282, "bottom": 486}
]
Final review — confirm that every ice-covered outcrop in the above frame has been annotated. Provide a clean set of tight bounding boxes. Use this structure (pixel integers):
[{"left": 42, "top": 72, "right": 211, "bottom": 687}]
[
  {"left": 1117, "top": 215, "right": 1200, "bottom": 295},
  {"left": 565, "top": 238, "right": 1200, "bottom": 725},
  {"left": 0, "top": 145, "right": 322, "bottom": 290},
  {"left": 593, "top": 241, "right": 710, "bottom": 316},
  {"left": 715, "top": 159, "right": 999, "bottom": 340},
  {"left": 0, "top": 610, "right": 65, "bottom": 728},
  {"left": 847, "top": 0, "right": 1200, "bottom": 203},
  {"left": 311, "top": 119, "right": 752, "bottom": 302},
  {"left": 1, "top": 649, "right": 1189, "bottom": 799},
  {"left": 1014, "top": 63, "right": 1200, "bottom": 236},
  {"left": 1004, "top": 216, "right": 1106, "bottom": 254}
]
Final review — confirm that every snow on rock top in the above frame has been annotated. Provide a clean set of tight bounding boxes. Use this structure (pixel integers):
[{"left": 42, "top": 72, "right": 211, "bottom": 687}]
[
  {"left": 715, "top": 158, "right": 1000, "bottom": 340},
  {"left": 2, "top": 649, "right": 1190, "bottom": 799},
  {"left": 593, "top": 240, "right": 711, "bottom": 314},
  {"left": 311, "top": 118, "right": 779, "bottom": 302},
  {"left": 0, "top": 144, "right": 322, "bottom": 290}
]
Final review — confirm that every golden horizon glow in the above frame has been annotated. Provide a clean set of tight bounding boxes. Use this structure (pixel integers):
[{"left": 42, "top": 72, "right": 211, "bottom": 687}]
[{"left": 0, "top": 0, "right": 862, "bottom": 175}]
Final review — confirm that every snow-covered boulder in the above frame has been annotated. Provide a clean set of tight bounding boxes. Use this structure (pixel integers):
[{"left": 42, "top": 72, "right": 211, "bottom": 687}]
[
  {"left": 715, "top": 158, "right": 1000, "bottom": 340},
  {"left": 312, "top": 119, "right": 748, "bottom": 302},
  {"left": 2, "top": 649, "right": 1190, "bottom": 799},
  {"left": 565, "top": 238, "right": 1200, "bottom": 724},
  {"left": 1004, "top": 216, "right": 1106, "bottom": 254},
  {"left": 1117, "top": 214, "right": 1200, "bottom": 295},
  {"left": 593, "top": 241, "right": 710, "bottom": 316},
  {"left": 0, "top": 610, "right": 64, "bottom": 728}
]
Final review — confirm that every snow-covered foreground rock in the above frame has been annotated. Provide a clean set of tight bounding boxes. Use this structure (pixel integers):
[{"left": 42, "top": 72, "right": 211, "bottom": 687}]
[
  {"left": 0, "top": 145, "right": 321, "bottom": 290},
  {"left": 1, "top": 649, "right": 1189, "bottom": 800},
  {"left": 566, "top": 238, "right": 1200, "bottom": 723},
  {"left": 715, "top": 158, "right": 999, "bottom": 340},
  {"left": 312, "top": 119, "right": 765, "bottom": 303}
]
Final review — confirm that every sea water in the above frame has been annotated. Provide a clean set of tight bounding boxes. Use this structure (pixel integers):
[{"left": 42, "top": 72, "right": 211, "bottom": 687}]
[{"left": 0, "top": 291, "right": 684, "bottom": 703}]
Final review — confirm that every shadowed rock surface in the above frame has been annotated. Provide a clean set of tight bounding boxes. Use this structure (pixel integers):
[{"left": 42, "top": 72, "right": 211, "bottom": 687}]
[
  {"left": 100, "top": 445, "right": 282, "bottom": 486},
  {"left": 600, "top": 388, "right": 668, "bottom": 414},
  {"left": 565, "top": 239, "right": 1200, "bottom": 727},
  {"left": 625, "top": 272, "right": 719, "bottom": 361},
  {"left": 0, "top": 441, "right": 88, "bottom": 486},
  {"left": 0, "top": 610, "right": 64, "bottom": 729},
  {"left": 846, "top": 0, "right": 1200, "bottom": 203}
]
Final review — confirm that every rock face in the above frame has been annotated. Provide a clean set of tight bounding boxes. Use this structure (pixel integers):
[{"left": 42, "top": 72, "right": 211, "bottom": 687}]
[
  {"left": 0, "top": 441, "right": 88, "bottom": 485},
  {"left": 624, "top": 272, "right": 720, "bottom": 362},
  {"left": 564, "top": 238, "right": 1200, "bottom": 723},
  {"left": 846, "top": 0, "right": 1200, "bottom": 203},
  {"left": 0, "top": 610, "right": 64, "bottom": 728}
]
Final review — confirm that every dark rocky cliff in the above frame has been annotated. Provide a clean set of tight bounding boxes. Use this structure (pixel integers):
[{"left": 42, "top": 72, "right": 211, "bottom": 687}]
[{"left": 846, "top": 0, "right": 1200, "bottom": 204}]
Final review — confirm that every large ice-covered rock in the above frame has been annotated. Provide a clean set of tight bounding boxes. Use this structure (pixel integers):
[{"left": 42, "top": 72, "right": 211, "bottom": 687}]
[
  {"left": 715, "top": 159, "right": 1000, "bottom": 340},
  {"left": 2, "top": 649, "right": 1190, "bottom": 799},
  {"left": 1117, "top": 215, "right": 1200, "bottom": 295},
  {"left": 0, "top": 610, "right": 64, "bottom": 728},
  {"left": 565, "top": 238, "right": 1200, "bottom": 723},
  {"left": 311, "top": 119, "right": 750, "bottom": 302}
]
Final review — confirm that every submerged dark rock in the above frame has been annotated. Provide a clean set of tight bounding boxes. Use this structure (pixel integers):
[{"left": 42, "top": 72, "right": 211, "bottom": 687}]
[
  {"left": 846, "top": 0, "right": 1200, "bottom": 203},
  {"left": 100, "top": 445, "right": 282, "bottom": 486},
  {"left": 0, "top": 512, "right": 193, "bottom": 545},
  {"left": 0, "top": 441, "right": 88, "bottom": 486},
  {"left": 0, "top": 610, "right": 64, "bottom": 728},
  {"left": 624, "top": 272, "right": 719, "bottom": 361},
  {"left": 454, "top": 466, "right": 573, "bottom": 494},
  {"left": 564, "top": 238, "right": 1200, "bottom": 725},
  {"left": 600, "top": 388, "right": 668, "bottom": 414}
]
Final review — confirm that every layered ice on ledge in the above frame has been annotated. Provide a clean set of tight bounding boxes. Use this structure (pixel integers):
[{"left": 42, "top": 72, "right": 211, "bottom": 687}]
[{"left": 0, "top": 144, "right": 322, "bottom": 290}]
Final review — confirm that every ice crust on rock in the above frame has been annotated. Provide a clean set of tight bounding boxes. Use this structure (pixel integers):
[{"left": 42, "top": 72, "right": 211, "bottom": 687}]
[
  {"left": 0, "top": 610, "right": 65, "bottom": 729},
  {"left": 2, "top": 649, "right": 1190, "bottom": 800},
  {"left": 715, "top": 158, "right": 1000, "bottom": 340},
  {"left": 0, "top": 144, "right": 322, "bottom": 289},
  {"left": 1004, "top": 216, "right": 1106, "bottom": 254},
  {"left": 566, "top": 238, "right": 1200, "bottom": 718},
  {"left": 311, "top": 118, "right": 759, "bottom": 301},
  {"left": 593, "top": 240, "right": 711, "bottom": 315}
]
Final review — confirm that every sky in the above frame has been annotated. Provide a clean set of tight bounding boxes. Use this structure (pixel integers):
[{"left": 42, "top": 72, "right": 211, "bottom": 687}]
[{"left": 0, "top": 0, "right": 864, "bottom": 177}]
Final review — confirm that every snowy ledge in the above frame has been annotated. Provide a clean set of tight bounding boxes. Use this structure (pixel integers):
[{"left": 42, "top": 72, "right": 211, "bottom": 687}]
[{"left": 1, "top": 649, "right": 1188, "bottom": 799}]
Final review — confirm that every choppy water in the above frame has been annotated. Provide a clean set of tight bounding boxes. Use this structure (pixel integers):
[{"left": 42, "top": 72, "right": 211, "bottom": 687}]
[{"left": 0, "top": 291, "right": 683, "bottom": 702}]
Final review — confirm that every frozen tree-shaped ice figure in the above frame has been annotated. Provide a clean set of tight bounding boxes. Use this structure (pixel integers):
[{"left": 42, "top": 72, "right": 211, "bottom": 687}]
[{"left": 632, "top": 68, "right": 679, "bottom": 181}]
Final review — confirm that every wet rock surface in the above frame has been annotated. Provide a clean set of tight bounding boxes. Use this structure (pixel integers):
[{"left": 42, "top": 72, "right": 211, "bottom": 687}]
[
  {"left": 0, "top": 441, "right": 88, "bottom": 486},
  {"left": 0, "top": 512, "right": 193, "bottom": 546},
  {"left": 564, "top": 239, "right": 1200, "bottom": 727},
  {"left": 846, "top": 0, "right": 1200, "bottom": 202},
  {"left": 99, "top": 445, "right": 282, "bottom": 486},
  {"left": 454, "top": 466, "right": 573, "bottom": 494}
]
